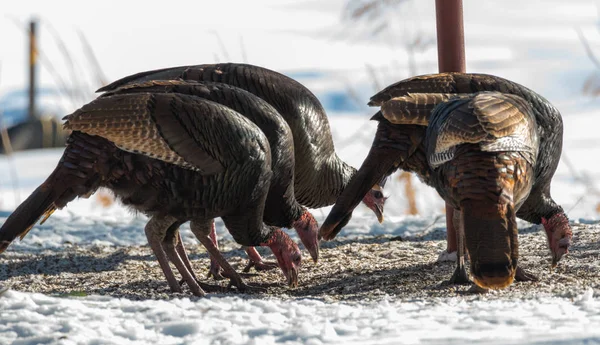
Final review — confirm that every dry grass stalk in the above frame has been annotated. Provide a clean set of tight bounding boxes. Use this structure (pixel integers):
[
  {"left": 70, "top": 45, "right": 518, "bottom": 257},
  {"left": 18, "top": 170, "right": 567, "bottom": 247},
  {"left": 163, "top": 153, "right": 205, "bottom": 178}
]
[
  {"left": 96, "top": 190, "right": 115, "bottom": 208},
  {"left": 398, "top": 171, "right": 418, "bottom": 215}
]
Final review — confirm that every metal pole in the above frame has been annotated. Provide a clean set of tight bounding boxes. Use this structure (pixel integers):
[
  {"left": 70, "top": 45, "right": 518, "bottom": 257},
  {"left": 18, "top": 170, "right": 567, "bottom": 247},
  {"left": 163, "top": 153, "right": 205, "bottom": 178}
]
[
  {"left": 28, "top": 19, "right": 38, "bottom": 120},
  {"left": 435, "top": 0, "right": 465, "bottom": 253},
  {"left": 435, "top": 0, "right": 466, "bottom": 73}
]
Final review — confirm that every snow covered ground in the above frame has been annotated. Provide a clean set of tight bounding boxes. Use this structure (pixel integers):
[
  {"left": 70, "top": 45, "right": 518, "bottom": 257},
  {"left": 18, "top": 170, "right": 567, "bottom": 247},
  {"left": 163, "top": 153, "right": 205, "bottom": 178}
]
[
  {"left": 2, "top": 0, "right": 600, "bottom": 344},
  {"left": 2, "top": 288, "right": 600, "bottom": 345}
]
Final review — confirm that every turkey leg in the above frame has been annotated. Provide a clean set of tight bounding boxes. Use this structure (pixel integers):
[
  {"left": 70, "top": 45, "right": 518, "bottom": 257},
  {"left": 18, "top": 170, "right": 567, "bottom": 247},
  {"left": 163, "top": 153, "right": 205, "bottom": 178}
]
[
  {"left": 447, "top": 208, "right": 471, "bottom": 285},
  {"left": 445, "top": 203, "right": 458, "bottom": 253},
  {"left": 243, "top": 246, "right": 279, "bottom": 273},
  {"left": 166, "top": 228, "right": 228, "bottom": 294},
  {"left": 206, "top": 223, "right": 274, "bottom": 278},
  {"left": 161, "top": 225, "right": 206, "bottom": 297},
  {"left": 143, "top": 216, "right": 185, "bottom": 294},
  {"left": 174, "top": 231, "right": 197, "bottom": 281},
  {"left": 206, "top": 221, "right": 226, "bottom": 280},
  {"left": 191, "top": 220, "right": 263, "bottom": 293},
  {"left": 515, "top": 266, "right": 539, "bottom": 282}
]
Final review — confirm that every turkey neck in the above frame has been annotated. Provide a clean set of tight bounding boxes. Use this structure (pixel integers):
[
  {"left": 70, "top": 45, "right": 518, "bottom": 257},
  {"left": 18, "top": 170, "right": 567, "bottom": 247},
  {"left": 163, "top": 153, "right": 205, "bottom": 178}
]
[
  {"left": 294, "top": 153, "right": 356, "bottom": 209},
  {"left": 516, "top": 184, "right": 563, "bottom": 224}
]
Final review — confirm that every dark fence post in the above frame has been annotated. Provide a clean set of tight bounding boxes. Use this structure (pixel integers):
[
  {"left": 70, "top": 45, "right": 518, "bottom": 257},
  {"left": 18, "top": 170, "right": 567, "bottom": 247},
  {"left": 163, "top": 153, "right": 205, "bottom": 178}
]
[
  {"left": 435, "top": 0, "right": 465, "bottom": 253},
  {"left": 28, "top": 19, "right": 38, "bottom": 120}
]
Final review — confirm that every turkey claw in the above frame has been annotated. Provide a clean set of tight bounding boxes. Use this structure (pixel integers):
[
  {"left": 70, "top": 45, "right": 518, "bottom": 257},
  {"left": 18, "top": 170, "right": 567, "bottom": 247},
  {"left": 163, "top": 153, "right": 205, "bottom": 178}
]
[
  {"left": 515, "top": 266, "right": 539, "bottom": 282},
  {"left": 444, "top": 265, "right": 471, "bottom": 286},
  {"left": 206, "top": 260, "right": 227, "bottom": 281},
  {"left": 178, "top": 277, "right": 228, "bottom": 293},
  {"left": 206, "top": 267, "right": 225, "bottom": 281},
  {"left": 243, "top": 259, "right": 279, "bottom": 273},
  {"left": 226, "top": 279, "right": 267, "bottom": 293},
  {"left": 197, "top": 282, "right": 228, "bottom": 293}
]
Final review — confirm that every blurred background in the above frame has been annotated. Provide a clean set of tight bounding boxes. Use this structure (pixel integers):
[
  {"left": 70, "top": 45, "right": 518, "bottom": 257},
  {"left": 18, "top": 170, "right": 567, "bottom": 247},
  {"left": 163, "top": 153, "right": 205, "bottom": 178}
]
[{"left": 1, "top": 0, "right": 600, "bottom": 226}]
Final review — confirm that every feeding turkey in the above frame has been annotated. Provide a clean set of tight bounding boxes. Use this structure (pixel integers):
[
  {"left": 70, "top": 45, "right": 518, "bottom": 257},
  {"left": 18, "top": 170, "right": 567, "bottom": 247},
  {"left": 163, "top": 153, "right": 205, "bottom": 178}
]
[
  {"left": 100, "top": 79, "right": 320, "bottom": 277},
  {"left": 323, "top": 91, "right": 540, "bottom": 289},
  {"left": 0, "top": 92, "right": 303, "bottom": 295},
  {"left": 320, "top": 73, "right": 572, "bottom": 275}
]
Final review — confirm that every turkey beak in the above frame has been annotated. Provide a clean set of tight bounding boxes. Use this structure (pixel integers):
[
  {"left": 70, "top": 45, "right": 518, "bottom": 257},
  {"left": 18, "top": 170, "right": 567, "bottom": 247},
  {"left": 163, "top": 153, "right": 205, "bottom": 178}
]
[
  {"left": 0, "top": 241, "right": 9, "bottom": 254},
  {"left": 308, "top": 245, "right": 319, "bottom": 264},
  {"left": 551, "top": 236, "right": 571, "bottom": 269},
  {"left": 551, "top": 251, "right": 562, "bottom": 269},
  {"left": 319, "top": 212, "right": 353, "bottom": 241},
  {"left": 375, "top": 204, "right": 384, "bottom": 224},
  {"left": 285, "top": 267, "right": 299, "bottom": 288}
]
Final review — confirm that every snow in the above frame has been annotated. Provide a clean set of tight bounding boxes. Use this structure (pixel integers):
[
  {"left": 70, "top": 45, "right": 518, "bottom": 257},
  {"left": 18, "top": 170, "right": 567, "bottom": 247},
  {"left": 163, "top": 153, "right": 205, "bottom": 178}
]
[
  {"left": 2, "top": 0, "right": 600, "bottom": 343},
  {"left": 2, "top": 289, "right": 600, "bottom": 345}
]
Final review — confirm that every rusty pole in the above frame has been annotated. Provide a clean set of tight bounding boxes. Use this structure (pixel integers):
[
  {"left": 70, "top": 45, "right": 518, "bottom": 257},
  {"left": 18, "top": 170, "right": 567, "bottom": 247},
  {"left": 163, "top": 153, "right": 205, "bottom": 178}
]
[
  {"left": 435, "top": 0, "right": 466, "bottom": 73},
  {"left": 28, "top": 19, "right": 38, "bottom": 120},
  {"left": 435, "top": 0, "right": 466, "bottom": 253}
]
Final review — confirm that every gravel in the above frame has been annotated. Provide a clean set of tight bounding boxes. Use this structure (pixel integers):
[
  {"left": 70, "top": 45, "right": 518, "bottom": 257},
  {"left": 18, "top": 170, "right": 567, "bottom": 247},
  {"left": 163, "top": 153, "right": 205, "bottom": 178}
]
[{"left": 1, "top": 222, "right": 598, "bottom": 302}]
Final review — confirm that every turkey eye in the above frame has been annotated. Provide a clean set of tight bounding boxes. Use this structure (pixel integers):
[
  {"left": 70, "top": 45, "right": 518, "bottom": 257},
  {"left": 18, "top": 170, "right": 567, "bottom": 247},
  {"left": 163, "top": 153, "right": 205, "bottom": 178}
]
[
  {"left": 374, "top": 191, "right": 383, "bottom": 199},
  {"left": 293, "top": 255, "right": 301, "bottom": 264}
]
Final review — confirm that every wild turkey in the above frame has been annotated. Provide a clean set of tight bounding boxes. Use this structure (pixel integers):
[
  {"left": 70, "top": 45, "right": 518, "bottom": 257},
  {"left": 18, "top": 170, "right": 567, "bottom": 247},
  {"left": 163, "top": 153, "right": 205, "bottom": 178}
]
[
  {"left": 97, "top": 63, "right": 388, "bottom": 221},
  {"left": 320, "top": 73, "right": 572, "bottom": 270},
  {"left": 101, "top": 79, "right": 320, "bottom": 276},
  {"left": 327, "top": 91, "right": 538, "bottom": 288},
  {"left": 0, "top": 92, "right": 302, "bottom": 295}
]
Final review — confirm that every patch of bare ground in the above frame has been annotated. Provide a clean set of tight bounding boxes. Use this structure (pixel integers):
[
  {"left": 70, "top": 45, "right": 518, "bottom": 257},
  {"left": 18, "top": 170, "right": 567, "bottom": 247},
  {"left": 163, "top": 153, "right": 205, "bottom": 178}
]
[{"left": 1, "top": 223, "right": 598, "bottom": 302}]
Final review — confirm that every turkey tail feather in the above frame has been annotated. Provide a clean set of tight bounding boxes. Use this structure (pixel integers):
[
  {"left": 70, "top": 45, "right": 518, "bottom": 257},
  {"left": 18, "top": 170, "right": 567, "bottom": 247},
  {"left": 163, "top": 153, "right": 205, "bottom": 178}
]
[
  {"left": 0, "top": 178, "right": 59, "bottom": 253},
  {"left": 0, "top": 132, "right": 114, "bottom": 253},
  {"left": 462, "top": 200, "right": 518, "bottom": 290},
  {"left": 380, "top": 93, "right": 471, "bottom": 125}
]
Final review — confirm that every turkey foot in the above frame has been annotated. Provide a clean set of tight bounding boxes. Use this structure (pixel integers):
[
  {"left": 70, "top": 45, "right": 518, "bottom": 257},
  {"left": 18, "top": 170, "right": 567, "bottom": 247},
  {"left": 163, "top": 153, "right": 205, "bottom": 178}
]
[
  {"left": 177, "top": 274, "right": 229, "bottom": 293},
  {"left": 162, "top": 227, "right": 205, "bottom": 297},
  {"left": 173, "top": 231, "right": 217, "bottom": 290},
  {"left": 242, "top": 247, "right": 279, "bottom": 273},
  {"left": 445, "top": 208, "right": 471, "bottom": 286},
  {"left": 145, "top": 216, "right": 206, "bottom": 296},
  {"left": 174, "top": 231, "right": 200, "bottom": 282},
  {"left": 191, "top": 220, "right": 265, "bottom": 294},
  {"left": 197, "top": 234, "right": 253, "bottom": 292},
  {"left": 194, "top": 281, "right": 228, "bottom": 293},
  {"left": 144, "top": 219, "right": 182, "bottom": 294},
  {"left": 207, "top": 260, "right": 226, "bottom": 280},
  {"left": 515, "top": 266, "right": 539, "bottom": 282},
  {"left": 171, "top": 237, "right": 228, "bottom": 293},
  {"left": 225, "top": 278, "right": 267, "bottom": 293},
  {"left": 206, "top": 255, "right": 256, "bottom": 281},
  {"left": 206, "top": 221, "right": 226, "bottom": 280},
  {"left": 445, "top": 264, "right": 471, "bottom": 285},
  {"left": 204, "top": 223, "right": 257, "bottom": 280}
]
